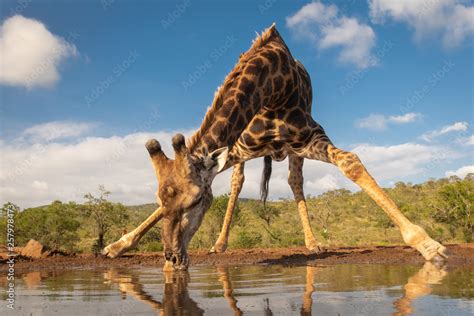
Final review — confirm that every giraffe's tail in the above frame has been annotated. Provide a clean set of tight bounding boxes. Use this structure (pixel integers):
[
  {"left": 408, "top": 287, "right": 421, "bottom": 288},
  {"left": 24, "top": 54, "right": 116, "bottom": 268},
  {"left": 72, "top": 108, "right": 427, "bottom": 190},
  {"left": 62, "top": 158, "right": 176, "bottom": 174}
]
[{"left": 260, "top": 156, "right": 272, "bottom": 206}]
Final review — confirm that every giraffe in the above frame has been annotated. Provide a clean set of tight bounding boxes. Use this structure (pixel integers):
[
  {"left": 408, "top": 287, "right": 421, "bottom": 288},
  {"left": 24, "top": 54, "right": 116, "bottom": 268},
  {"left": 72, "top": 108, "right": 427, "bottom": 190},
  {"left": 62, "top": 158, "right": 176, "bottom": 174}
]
[{"left": 103, "top": 24, "right": 448, "bottom": 271}]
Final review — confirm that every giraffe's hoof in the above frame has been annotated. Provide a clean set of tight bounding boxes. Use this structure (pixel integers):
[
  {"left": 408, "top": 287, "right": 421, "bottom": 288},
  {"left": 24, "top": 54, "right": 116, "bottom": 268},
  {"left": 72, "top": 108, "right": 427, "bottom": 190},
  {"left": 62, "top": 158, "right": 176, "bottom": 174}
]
[
  {"left": 102, "top": 244, "right": 119, "bottom": 258},
  {"left": 403, "top": 225, "right": 449, "bottom": 261},
  {"left": 209, "top": 243, "right": 227, "bottom": 254},
  {"left": 102, "top": 243, "right": 123, "bottom": 258},
  {"left": 413, "top": 238, "right": 449, "bottom": 261},
  {"left": 307, "top": 242, "right": 325, "bottom": 254},
  {"left": 102, "top": 237, "right": 134, "bottom": 258}
]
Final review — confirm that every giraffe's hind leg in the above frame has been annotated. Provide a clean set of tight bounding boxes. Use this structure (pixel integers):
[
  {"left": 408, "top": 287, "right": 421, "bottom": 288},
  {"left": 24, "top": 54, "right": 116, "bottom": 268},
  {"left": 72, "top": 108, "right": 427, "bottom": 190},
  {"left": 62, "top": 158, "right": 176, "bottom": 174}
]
[
  {"left": 300, "top": 137, "right": 448, "bottom": 261},
  {"left": 288, "top": 155, "right": 323, "bottom": 253},
  {"left": 210, "top": 163, "right": 245, "bottom": 253}
]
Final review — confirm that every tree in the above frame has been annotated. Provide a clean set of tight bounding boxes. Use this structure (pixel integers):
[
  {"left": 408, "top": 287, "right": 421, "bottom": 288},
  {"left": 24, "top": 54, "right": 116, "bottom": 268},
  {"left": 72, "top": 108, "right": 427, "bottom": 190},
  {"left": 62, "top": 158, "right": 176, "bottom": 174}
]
[
  {"left": 82, "top": 186, "right": 129, "bottom": 252},
  {"left": 1, "top": 202, "right": 20, "bottom": 217},
  {"left": 42, "top": 201, "right": 81, "bottom": 251},
  {"left": 210, "top": 195, "right": 239, "bottom": 235},
  {"left": 310, "top": 189, "right": 348, "bottom": 239},
  {"left": 0, "top": 202, "right": 20, "bottom": 245},
  {"left": 192, "top": 194, "right": 242, "bottom": 248},
  {"left": 15, "top": 201, "right": 80, "bottom": 252},
  {"left": 255, "top": 203, "right": 280, "bottom": 227},
  {"left": 432, "top": 180, "right": 473, "bottom": 242},
  {"left": 207, "top": 195, "right": 240, "bottom": 228},
  {"left": 465, "top": 173, "right": 474, "bottom": 181}
]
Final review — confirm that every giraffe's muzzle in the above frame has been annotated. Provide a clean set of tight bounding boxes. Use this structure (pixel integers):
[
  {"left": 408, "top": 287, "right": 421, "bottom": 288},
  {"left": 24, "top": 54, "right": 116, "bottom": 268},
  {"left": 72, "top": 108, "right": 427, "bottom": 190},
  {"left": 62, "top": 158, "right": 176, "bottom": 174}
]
[{"left": 163, "top": 251, "right": 189, "bottom": 271}]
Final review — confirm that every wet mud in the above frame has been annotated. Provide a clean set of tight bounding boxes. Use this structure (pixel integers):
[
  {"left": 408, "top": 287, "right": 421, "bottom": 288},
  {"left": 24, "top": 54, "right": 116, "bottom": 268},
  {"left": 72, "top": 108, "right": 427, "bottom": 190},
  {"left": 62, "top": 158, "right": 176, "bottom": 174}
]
[{"left": 1, "top": 244, "right": 472, "bottom": 273}]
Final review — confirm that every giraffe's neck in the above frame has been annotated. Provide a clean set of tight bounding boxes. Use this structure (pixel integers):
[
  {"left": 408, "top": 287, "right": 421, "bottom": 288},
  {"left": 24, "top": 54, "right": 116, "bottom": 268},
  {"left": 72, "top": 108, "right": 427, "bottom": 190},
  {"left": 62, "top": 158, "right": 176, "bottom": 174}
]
[{"left": 187, "top": 24, "right": 294, "bottom": 162}]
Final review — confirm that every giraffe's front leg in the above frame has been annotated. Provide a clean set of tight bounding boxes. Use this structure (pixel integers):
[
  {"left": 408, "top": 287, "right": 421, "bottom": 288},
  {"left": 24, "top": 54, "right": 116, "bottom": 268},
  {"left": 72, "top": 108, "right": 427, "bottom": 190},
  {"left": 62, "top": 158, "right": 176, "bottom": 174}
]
[
  {"left": 103, "top": 206, "right": 163, "bottom": 258},
  {"left": 210, "top": 163, "right": 245, "bottom": 253},
  {"left": 325, "top": 144, "right": 448, "bottom": 261}
]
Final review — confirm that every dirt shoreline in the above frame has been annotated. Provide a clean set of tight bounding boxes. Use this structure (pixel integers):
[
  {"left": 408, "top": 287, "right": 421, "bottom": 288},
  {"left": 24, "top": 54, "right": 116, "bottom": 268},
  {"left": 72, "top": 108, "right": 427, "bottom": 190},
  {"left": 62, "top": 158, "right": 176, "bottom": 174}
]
[{"left": 1, "top": 244, "right": 473, "bottom": 273}]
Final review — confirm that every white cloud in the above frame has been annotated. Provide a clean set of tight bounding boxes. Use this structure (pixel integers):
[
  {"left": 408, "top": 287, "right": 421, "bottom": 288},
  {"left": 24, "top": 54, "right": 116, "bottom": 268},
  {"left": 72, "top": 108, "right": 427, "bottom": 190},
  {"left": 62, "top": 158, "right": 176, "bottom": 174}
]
[
  {"left": 21, "top": 121, "right": 95, "bottom": 142},
  {"left": 420, "top": 121, "right": 469, "bottom": 142},
  {"left": 352, "top": 142, "right": 454, "bottom": 180},
  {"left": 1, "top": 122, "right": 461, "bottom": 208},
  {"left": 466, "top": 136, "right": 474, "bottom": 146},
  {"left": 445, "top": 165, "right": 474, "bottom": 178},
  {"left": 369, "top": 0, "right": 474, "bottom": 48},
  {"left": 356, "top": 114, "right": 387, "bottom": 131},
  {"left": 306, "top": 174, "right": 340, "bottom": 192},
  {"left": 0, "top": 15, "right": 77, "bottom": 88},
  {"left": 388, "top": 112, "right": 420, "bottom": 124},
  {"left": 457, "top": 135, "right": 474, "bottom": 146},
  {"left": 356, "top": 112, "right": 421, "bottom": 130},
  {"left": 32, "top": 180, "right": 48, "bottom": 190},
  {"left": 286, "top": 2, "right": 377, "bottom": 68}
]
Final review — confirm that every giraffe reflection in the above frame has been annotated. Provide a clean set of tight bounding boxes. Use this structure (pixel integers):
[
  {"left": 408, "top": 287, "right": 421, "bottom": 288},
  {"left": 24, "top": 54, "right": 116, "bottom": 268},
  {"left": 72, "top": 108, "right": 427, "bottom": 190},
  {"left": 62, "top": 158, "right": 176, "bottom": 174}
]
[
  {"left": 215, "top": 266, "right": 274, "bottom": 315},
  {"left": 103, "top": 269, "right": 203, "bottom": 315},
  {"left": 102, "top": 263, "right": 448, "bottom": 315},
  {"left": 216, "top": 266, "right": 242, "bottom": 315},
  {"left": 393, "top": 262, "right": 448, "bottom": 316},
  {"left": 214, "top": 265, "right": 322, "bottom": 315},
  {"left": 299, "top": 264, "right": 448, "bottom": 316},
  {"left": 301, "top": 266, "right": 321, "bottom": 315}
]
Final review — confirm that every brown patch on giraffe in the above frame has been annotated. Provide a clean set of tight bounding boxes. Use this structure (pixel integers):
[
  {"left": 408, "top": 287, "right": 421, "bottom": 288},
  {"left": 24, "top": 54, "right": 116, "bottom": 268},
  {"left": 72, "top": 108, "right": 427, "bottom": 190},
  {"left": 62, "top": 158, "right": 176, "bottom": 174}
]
[
  {"left": 244, "top": 64, "right": 260, "bottom": 76},
  {"left": 286, "top": 108, "right": 306, "bottom": 129},
  {"left": 252, "top": 90, "right": 261, "bottom": 106},
  {"left": 235, "top": 115, "right": 246, "bottom": 131},
  {"left": 272, "top": 76, "right": 284, "bottom": 93},
  {"left": 257, "top": 65, "right": 269, "bottom": 86},
  {"left": 239, "top": 77, "right": 256, "bottom": 95},
  {"left": 242, "top": 133, "right": 257, "bottom": 147},
  {"left": 263, "top": 78, "right": 273, "bottom": 97},
  {"left": 249, "top": 118, "right": 265, "bottom": 134}
]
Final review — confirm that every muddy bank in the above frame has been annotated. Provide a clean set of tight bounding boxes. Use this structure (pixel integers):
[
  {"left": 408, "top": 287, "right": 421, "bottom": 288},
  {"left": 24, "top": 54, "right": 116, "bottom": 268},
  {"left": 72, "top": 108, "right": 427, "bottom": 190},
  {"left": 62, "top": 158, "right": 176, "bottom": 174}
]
[{"left": 1, "top": 244, "right": 472, "bottom": 273}]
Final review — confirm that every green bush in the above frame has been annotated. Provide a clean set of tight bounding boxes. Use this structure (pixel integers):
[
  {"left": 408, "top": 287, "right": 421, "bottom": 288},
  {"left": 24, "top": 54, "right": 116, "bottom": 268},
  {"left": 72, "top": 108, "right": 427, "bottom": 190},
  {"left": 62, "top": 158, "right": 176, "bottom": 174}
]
[
  {"left": 140, "top": 241, "right": 163, "bottom": 252},
  {"left": 233, "top": 230, "right": 262, "bottom": 248},
  {"left": 15, "top": 201, "right": 80, "bottom": 252},
  {"left": 432, "top": 177, "right": 473, "bottom": 242}
]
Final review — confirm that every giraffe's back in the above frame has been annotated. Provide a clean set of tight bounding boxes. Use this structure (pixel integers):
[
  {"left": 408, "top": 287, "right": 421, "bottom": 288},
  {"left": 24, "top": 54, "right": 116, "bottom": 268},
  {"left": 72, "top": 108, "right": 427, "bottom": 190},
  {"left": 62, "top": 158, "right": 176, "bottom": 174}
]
[
  {"left": 228, "top": 47, "right": 323, "bottom": 163},
  {"left": 190, "top": 24, "right": 328, "bottom": 166}
]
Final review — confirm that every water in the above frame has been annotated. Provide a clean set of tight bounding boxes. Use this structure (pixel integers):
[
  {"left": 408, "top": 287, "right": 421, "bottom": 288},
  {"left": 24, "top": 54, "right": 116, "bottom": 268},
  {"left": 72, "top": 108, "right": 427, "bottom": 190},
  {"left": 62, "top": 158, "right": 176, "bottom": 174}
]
[{"left": 1, "top": 262, "right": 473, "bottom": 315}]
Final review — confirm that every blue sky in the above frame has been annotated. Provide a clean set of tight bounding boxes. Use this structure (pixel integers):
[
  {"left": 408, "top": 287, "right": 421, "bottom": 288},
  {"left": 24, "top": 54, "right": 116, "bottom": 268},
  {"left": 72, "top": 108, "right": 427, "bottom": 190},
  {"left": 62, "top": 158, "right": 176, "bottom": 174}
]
[{"left": 0, "top": 0, "right": 473, "bottom": 207}]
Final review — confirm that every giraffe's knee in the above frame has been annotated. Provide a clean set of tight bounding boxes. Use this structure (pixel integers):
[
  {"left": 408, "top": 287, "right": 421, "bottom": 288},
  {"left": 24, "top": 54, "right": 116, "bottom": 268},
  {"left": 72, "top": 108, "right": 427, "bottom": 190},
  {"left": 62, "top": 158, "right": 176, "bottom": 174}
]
[
  {"left": 288, "top": 173, "right": 304, "bottom": 200},
  {"left": 338, "top": 152, "right": 365, "bottom": 181},
  {"left": 339, "top": 152, "right": 365, "bottom": 181},
  {"left": 288, "top": 171, "right": 302, "bottom": 187},
  {"left": 328, "top": 146, "right": 365, "bottom": 181}
]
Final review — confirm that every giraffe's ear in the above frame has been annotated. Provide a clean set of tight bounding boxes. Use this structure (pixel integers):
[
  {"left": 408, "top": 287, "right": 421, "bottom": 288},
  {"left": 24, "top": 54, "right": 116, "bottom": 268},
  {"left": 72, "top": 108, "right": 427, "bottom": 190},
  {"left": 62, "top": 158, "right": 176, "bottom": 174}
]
[{"left": 206, "top": 147, "right": 228, "bottom": 174}]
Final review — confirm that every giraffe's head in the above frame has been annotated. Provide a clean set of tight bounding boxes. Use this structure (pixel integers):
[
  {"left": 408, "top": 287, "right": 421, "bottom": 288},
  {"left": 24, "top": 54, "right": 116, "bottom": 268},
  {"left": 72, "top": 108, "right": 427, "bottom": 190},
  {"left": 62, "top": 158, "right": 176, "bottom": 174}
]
[{"left": 145, "top": 134, "right": 228, "bottom": 271}]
